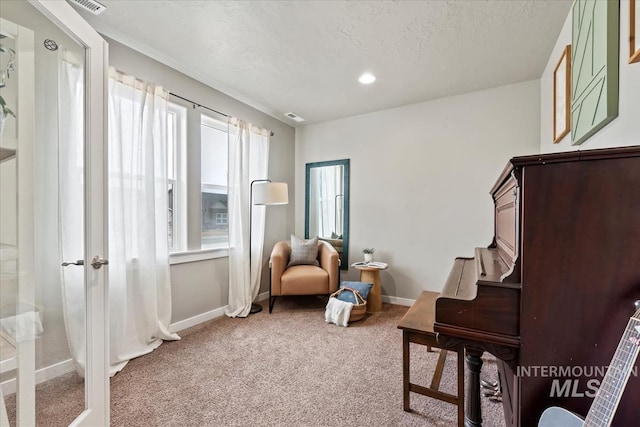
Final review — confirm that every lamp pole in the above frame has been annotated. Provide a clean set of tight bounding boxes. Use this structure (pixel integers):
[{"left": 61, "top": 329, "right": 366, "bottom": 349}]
[{"left": 248, "top": 179, "right": 271, "bottom": 314}]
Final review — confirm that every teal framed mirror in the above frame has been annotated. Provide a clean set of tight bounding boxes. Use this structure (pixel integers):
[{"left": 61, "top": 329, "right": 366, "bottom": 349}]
[{"left": 305, "top": 159, "right": 350, "bottom": 270}]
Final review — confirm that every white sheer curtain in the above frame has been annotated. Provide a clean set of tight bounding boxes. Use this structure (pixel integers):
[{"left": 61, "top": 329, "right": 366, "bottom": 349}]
[
  {"left": 107, "top": 68, "right": 179, "bottom": 374},
  {"left": 59, "top": 63, "right": 179, "bottom": 376},
  {"left": 226, "top": 118, "right": 270, "bottom": 318}
]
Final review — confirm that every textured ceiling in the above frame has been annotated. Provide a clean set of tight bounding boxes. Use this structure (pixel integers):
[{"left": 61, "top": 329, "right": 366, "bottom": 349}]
[{"left": 77, "top": 0, "right": 572, "bottom": 125}]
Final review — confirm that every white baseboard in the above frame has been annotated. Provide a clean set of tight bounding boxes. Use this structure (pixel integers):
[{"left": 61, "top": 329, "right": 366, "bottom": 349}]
[
  {"left": 382, "top": 295, "right": 415, "bottom": 307},
  {"left": 169, "top": 305, "right": 229, "bottom": 333},
  {"left": 255, "top": 291, "right": 270, "bottom": 302},
  {"left": 1, "top": 358, "right": 75, "bottom": 396},
  {"left": 169, "top": 291, "right": 271, "bottom": 333}
]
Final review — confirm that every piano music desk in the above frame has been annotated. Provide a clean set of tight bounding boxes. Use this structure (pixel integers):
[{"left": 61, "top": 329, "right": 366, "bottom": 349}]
[{"left": 397, "top": 291, "right": 464, "bottom": 427}]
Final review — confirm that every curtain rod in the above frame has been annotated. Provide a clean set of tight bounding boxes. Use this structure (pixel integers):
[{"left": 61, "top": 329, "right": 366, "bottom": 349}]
[{"left": 169, "top": 92, "right": 275, "bottom": 137}]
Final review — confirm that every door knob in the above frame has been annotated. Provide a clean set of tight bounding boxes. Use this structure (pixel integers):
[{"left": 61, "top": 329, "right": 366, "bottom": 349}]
[
  {"left": 62, "top": 260, "right": 84, "bottom": 267},
  {"left": 91, "top": 255, "right": 108, "bottom": 270}
]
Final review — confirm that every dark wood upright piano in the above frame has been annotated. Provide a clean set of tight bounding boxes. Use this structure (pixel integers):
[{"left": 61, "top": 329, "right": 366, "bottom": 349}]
[{"left": 434, "top": 146, "right": 640, "bottom": 427}]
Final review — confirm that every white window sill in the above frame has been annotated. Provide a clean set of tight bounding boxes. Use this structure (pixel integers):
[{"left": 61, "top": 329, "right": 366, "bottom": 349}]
[{"left": 169, "top": 247, "right": 229, "bottom": 265}]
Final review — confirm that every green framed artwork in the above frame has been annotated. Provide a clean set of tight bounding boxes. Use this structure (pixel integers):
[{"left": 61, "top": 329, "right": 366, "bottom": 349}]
[{"left": 571, "top": 0, "right": 619, "bottom": 146}]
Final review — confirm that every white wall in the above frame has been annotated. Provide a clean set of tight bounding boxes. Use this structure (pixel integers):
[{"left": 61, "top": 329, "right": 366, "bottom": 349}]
[
  {"left": 540, "top": 0, "right": 640, "bottom": 152},
  {"left": 296, "top": 80, "right": 541, "bottom": 300},
  {"left": 106, "top": 38, "right": 296, "bottom": 323}
]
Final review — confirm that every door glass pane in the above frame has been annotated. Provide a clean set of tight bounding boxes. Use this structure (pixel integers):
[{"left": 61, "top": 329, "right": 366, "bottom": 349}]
[{"left": 1, "top": 2, "right": 87, "bottom": 425}]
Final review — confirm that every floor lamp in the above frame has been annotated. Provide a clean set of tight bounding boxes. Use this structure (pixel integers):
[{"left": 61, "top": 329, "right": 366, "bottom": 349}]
[{"left": 249, "top": 179, "right": 289, "bottom": 314}]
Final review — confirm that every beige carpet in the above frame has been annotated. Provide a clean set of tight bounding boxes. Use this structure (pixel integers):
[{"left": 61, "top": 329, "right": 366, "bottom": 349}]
[{"left": 5, "top": 297, "right": 506, "bottom": 426}]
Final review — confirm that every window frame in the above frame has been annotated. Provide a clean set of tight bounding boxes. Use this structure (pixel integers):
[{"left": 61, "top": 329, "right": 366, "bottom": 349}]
[{"left": 167, "top": 102, "right": 187, "bottom": 253}]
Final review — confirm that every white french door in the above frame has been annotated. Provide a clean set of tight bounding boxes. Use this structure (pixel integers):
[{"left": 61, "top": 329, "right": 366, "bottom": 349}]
[{"left": 0, "top": 1, "right": 108, "bottom": 426}]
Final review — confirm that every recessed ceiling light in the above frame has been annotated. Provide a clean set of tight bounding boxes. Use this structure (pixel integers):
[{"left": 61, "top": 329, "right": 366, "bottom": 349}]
[{"left": 358, "top": 73, "right": 376, "bottom": 85}]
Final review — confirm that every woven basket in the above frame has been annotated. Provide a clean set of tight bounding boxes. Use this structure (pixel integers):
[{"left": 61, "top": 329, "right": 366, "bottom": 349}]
[{"left": 330, "top": 287, "right": 367, "bottom": 322}]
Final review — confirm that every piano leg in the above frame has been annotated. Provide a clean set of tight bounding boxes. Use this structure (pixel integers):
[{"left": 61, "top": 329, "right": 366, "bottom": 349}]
[
  {"left": 465, "top": 348, "right": 484, "bottom": 427},
  {"left": 402, "top": 332, "right": 410, "bottom": 412}
]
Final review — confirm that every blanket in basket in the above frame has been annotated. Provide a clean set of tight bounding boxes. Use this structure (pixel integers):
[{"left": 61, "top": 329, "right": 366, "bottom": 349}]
[{"left": 325, "top": 298, "right": 352, "bottom": 327}]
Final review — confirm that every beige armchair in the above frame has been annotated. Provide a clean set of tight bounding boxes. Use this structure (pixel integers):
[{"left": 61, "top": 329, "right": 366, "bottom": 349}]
[{"left": 269, "top": 240, "right": 340, "bottom": 313}]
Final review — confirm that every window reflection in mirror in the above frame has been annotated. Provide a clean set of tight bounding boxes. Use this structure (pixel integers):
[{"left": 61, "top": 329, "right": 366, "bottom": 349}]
[{"left": 305, "top": 159, "right": 350, "bottom": 269}]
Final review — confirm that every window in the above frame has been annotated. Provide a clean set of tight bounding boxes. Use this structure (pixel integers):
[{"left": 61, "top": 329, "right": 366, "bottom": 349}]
[
  {"left": 216, "top": 213, "right": 228, "bottom": 225},
  {"left": 200, "top": 114, "right": 229, "bottom": 249},
  {"left": 165, "top": 101, "right": 229, "bottom": 258}
]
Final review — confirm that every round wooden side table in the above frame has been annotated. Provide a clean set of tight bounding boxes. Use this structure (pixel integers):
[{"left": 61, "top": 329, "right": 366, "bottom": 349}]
[{"left": 353, "top": 264, "right": 388, "bottom": 312}]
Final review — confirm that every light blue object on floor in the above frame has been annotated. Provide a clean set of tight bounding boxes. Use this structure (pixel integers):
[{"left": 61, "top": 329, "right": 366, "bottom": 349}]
[{"left": 338, "top": 281, "right": 373, "bottom": 303}]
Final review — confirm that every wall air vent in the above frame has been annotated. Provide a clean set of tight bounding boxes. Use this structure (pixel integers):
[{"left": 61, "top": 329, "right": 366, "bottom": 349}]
[
  {"left": 67, "top": 0, "right": 106, "bottom": 15},
  {"left": 284, "top": 112, "right": 305, "bottom": 123}
]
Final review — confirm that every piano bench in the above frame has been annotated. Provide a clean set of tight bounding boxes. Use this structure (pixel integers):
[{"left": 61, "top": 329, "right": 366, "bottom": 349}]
[{"left": 397, "top": 291, "right": 464, "bottom": 427}]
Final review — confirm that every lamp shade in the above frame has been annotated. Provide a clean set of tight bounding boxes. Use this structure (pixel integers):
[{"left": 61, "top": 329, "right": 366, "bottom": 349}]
[{"left": 253, "top": 182, "right": 289, "bottom": 205}]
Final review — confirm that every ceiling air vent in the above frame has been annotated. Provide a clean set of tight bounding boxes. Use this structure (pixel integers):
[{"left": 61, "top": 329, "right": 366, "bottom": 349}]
[
  {"left": 68, "top": 0, "right": 106, "bottom": 15},
  {"left": 284, "top": 112, "right": 305, "bottom": 123}
]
